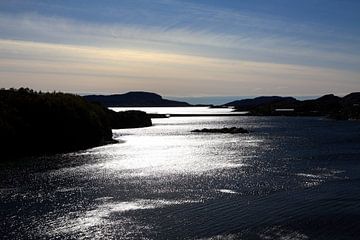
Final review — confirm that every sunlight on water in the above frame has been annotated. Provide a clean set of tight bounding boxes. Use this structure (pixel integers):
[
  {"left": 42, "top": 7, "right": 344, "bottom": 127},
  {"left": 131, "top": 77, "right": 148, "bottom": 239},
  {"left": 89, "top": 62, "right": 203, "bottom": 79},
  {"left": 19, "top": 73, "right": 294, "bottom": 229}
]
[
  {"left": 296, "top": 169, "right": 346, "bottom": 187},
  {"left": 95, "top": 135, "right": 251, "bottom": 175},
  {"left": 217, "top": 189, "right": 238, "bottom": 194},
  {"left": 2, "top": 110, "right": 360, "bottom": 239},
  {"left": 66, "top": 116, "right": 261, "bottom": 177},
  {"left": 110, "top": 106, "right": 235, "bottom": 115},
  {"left": 46, "top": 198, "right": 200, "bottom": 238}
]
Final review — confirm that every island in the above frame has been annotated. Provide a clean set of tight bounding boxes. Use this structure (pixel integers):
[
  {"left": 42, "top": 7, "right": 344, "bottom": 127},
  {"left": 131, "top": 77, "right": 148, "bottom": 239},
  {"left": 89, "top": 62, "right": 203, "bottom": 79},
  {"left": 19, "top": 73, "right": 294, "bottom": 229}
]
[
  {"left": 84, "top": 91, "right": 190, "bottom": 107},
  {"left": 0, "top": 88, "right": 152, "bottom": 158},
  {"left": 224, "top": 93, "right": 360, "bottom": 120}
]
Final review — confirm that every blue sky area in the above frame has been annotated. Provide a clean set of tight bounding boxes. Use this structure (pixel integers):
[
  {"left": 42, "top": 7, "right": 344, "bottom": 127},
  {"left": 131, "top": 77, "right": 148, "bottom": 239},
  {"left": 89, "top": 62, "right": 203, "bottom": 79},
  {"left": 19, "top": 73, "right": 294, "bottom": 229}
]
[{"left": 0, "top": 0, "right": 359, "bottom": 98}]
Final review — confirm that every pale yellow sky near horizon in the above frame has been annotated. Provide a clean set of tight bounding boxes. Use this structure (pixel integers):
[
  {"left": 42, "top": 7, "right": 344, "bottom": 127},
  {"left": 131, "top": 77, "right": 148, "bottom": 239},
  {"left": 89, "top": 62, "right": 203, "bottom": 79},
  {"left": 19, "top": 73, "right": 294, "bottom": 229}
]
[{"left": 1, "top": 39, "right": 358, "bottom": 97}]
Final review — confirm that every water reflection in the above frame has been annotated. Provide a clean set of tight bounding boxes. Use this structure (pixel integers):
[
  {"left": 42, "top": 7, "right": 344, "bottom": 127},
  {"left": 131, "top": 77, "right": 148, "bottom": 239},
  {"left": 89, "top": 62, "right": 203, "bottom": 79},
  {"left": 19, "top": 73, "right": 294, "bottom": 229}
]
[
  {"left": 69, "top": 116, "right": 259, "bottom": 177},
  {"left": 93, "top": 135, "right": 251, "bottom": 175},
  {"left": 47, "top": 198, "right": 199, "bottom": 238},
  {"left": 1, "top": 113, "right": 360, "bottom": 239}
]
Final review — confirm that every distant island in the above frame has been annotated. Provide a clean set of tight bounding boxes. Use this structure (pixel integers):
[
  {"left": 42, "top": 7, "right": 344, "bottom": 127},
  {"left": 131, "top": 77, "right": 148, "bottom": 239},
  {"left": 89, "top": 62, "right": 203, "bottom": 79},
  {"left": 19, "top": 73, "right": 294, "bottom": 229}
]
[
  {"left": 0, "top": 88, "right": 152, "bottom": 158},
  {"left": 84, "top": 91, "right": 360, "bottom": 120},
  {"left": 84, "top": 91, "right": 191, "bottom": 107},
  {"left": 224, "top": 93, "right": 360, "bottom": 120}
]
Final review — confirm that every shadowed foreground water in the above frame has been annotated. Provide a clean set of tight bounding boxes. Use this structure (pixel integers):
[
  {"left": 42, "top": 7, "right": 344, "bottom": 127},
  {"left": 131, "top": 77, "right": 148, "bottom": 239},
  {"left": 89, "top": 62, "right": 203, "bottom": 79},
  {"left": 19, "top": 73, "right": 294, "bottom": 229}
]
[{"left": 1, "top": 110, "right": 360, "bottom": 239}]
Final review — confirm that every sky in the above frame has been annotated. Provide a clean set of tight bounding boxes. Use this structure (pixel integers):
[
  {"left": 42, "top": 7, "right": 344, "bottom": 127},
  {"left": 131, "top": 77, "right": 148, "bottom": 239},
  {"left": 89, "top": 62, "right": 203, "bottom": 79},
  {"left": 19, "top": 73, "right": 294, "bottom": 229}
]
[{"left": 0, "top": 0, "right": 359, "bottom": 97}]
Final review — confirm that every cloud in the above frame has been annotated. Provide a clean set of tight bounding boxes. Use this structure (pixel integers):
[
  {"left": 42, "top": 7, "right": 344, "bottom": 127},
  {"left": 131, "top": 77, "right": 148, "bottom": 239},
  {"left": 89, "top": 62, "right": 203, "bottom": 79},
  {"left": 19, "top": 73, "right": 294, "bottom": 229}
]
[
  {"left": 0, "top": 39, "right": 358, "bottom": 96},
  {"left": 0, "top": 12, "right": 359, "bottom": 71},
  {"left": 0, "top": 1, "right": 359, "bottom": 96}
]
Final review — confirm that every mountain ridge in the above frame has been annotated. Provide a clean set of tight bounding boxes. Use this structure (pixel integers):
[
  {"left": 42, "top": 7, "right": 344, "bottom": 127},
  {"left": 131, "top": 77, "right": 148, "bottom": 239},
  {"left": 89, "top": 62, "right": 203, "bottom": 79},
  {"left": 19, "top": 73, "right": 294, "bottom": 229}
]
[
  {"left": 224, "top": 92, "right": 360, "bottom": 119},
  {"left": 84, "top": 91, "right": 191, "bottom": 107}
]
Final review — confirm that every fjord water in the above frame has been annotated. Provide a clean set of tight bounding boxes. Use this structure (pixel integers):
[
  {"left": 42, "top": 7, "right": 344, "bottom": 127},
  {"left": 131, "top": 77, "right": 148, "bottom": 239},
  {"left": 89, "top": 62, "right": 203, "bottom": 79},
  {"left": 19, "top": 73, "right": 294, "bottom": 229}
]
[{"left": 1, "top": 107, "right": 360, "bottom": 239}]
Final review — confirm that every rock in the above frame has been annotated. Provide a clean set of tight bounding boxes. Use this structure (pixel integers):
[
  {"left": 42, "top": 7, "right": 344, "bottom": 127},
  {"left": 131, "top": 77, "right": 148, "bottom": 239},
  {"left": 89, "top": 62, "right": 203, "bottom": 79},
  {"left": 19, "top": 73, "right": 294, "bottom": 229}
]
[
  {"left": 107, "top": 110, "right": 152, "bottom": 129},
  {"left": 191, "top": 127, "right": 249, "bottom": 134}
]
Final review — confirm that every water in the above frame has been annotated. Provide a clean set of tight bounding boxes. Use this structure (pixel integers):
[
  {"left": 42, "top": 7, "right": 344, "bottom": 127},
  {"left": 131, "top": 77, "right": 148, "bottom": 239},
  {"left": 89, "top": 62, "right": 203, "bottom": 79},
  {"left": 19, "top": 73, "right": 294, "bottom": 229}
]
[
  {"left": 110, "top": 106, "right": 237, "bottom": 115},
  {"left": 1, "top": 107, "right": 360, "bottom": 239}
]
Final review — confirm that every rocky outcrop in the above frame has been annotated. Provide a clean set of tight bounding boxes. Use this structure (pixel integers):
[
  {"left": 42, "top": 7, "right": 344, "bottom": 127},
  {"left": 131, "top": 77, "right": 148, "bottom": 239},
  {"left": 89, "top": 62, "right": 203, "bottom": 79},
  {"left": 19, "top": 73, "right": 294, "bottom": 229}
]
[
  {"left": 107, "top": 110, "right": 152, "bottom": 129},
  {"left": 191, "top": 127, "right": 249, "bottom": 134}
]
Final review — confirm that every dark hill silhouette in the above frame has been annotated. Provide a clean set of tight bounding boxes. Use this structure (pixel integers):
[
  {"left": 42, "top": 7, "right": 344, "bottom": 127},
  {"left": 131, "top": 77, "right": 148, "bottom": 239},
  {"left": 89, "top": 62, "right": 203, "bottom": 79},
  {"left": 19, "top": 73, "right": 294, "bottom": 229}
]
[
  {"left": 0, "top": 88, "right": 152, "bottom": 159},
  {"left": 296, "top": 94, "right": 341, "bottom": 115},
  {"left": 342, "top": 92, "right": 360, "bottom": 105},
  {"left": 225, "top": 92, "right": 360, "bottom": 119},
  {"left": 84, "top": 91, "right": 190, "bottom": 107},
  {"left": 225, "top": 96, "right": 298, "bottom": 111},
  {"left": 335, "top": 92, "right": 360, "bottom": 119}
]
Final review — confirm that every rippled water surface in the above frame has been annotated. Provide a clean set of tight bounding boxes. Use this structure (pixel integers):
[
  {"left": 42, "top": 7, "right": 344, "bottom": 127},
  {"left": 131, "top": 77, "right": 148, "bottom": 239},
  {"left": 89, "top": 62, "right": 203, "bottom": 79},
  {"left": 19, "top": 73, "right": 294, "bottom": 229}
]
[{"left": 1, "top": 108, "right": 360, "bottom": 239}]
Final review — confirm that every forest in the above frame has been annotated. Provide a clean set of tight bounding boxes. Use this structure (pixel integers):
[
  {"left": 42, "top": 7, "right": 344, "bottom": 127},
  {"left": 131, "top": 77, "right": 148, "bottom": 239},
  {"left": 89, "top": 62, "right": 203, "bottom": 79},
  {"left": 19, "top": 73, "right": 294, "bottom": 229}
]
[{"left": 0, "top": 88, "right": 152, "bottom": 158}]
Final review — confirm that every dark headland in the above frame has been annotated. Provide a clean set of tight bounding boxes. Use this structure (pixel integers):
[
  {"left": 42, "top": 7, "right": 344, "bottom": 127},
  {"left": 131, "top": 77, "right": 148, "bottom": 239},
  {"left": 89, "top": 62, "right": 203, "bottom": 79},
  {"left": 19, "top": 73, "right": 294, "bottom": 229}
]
[
  {"left": 84, "top": 91, "right": 190, "bottom": 107},
  {"left": 224, "top": 93, "right": 360, "bottom": 120},
  {"left": 0, "top": 88, "right": 152, "bottom": 159}
]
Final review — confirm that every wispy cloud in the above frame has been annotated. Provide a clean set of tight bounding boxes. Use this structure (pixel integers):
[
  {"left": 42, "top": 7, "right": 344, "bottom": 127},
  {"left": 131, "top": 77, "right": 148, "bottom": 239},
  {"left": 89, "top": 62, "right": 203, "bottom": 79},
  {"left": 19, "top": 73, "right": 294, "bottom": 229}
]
[
  {"left": 0, "top": 12, "right": 359, "bottom": 71},
  {"left": 1, "top": 39, "right": 358, "bottom": 96},
  {"left": 0, "top": 0, "right": 359, "bottom": 95}
]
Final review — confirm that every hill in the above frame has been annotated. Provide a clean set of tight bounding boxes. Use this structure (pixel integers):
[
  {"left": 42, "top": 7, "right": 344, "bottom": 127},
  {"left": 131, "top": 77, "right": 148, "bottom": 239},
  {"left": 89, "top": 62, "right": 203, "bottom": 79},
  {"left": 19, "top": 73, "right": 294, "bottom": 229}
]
[
  {"left": 84, "top": 91, "right": 191, "bottom": 107},
  {"left": 0, "top": 88, "right": 152, "bottom": 158},
  {"left": 225, "top": 93, "right": 360, "bottom": 119},
  {"left": 225, "top": 96, "right": 298, "bottom": 111}
]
